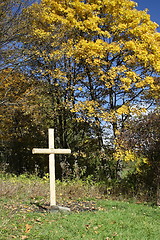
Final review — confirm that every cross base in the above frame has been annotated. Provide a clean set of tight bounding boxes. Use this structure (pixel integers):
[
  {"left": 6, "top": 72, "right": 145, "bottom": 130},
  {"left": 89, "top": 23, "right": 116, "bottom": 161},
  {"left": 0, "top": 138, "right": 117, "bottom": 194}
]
[{"left": 49, "top": 205, "right": 71, "bottom": 213}]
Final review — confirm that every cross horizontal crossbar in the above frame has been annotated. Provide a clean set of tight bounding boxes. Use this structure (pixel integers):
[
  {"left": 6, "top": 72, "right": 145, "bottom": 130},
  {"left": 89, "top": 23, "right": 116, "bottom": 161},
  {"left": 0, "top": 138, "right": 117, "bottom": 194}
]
[{"left": 32, "top": 148, "right": 71, "bottom": 154}]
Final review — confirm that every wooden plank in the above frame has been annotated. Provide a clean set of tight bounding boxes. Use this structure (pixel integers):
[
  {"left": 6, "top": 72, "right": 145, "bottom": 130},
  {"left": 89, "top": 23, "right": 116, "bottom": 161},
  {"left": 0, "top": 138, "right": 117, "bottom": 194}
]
[
  {"left": 49, "top": 153, "right": 56, "bottom": 206},
  {"left": 32, "top": 148, "right": 71, "bottom": 154},
  {"left": 49, "top": 128, "right": 54, "bottom": 149},
  {"left": 49, "top": 129, "right": 56, "bottom": 206}
]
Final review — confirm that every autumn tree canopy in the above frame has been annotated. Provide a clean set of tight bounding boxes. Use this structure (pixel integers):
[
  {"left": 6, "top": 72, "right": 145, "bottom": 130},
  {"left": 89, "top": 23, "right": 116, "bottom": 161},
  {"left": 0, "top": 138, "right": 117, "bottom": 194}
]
[
  {"left": 0, "top": 0, "right": 39, "bottom": 71},
  {"left": 118, "top": 109, "right": 160, "bottom": 204},
  {"left": 1, "top": 0, "right": 160, "bottom": 181},
  {"left": 21, "top": 0, "right": 160, "bottom": 151}
]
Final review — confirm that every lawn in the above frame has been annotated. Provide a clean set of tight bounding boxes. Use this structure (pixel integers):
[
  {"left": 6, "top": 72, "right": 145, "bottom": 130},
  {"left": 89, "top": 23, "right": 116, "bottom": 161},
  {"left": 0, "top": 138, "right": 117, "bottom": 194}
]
[{"left": 0, "top": 174, "right": 160, "bottom": 240}]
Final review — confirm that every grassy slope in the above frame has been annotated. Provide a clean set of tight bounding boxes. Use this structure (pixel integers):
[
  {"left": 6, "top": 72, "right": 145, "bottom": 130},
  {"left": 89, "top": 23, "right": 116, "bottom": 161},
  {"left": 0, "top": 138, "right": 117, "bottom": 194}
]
[{"left": 0, "top": 175, "right": 160, "bottom": 240}]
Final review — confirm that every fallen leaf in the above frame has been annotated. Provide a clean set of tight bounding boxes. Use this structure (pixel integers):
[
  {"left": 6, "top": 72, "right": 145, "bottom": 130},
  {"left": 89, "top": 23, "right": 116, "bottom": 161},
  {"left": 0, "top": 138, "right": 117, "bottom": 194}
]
[
  {"left": 25, "top": 224, "right": 32, "bottom": 233},
  {"left": 85, "top": 224, "right": 90, "bottom": 229},
  {"left": 93, "top": 226, "right": 98, "bottom": 230},
  {"left": 112, "top": 232, "right": 118, "bottom": 236},
  {"left": 21, "top": 236, "right": 28, "bottom": 240},
  {"left": 111, "top": 221, "right": 116, "bottom": 224}
]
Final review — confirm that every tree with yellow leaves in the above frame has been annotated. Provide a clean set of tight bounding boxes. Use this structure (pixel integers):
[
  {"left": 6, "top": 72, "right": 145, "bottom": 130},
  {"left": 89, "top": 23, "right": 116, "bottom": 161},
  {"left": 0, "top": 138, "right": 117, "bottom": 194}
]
[
  {"left": 116, "top": 108, "right": 160, "bottom": 205},
  {"left": 0, "top": 68, "right": 55, "bottom": 174},
  {"left": 19, "top": 0, "right": 160, "bottom": 180},
  {"left": 0, "top": 0, "right": 39, "bottom": 71},
  {"left": 0, "top": 0, "right": 110, "bottom": 176},
  {"left": 24, "top": 0, "right": 160, "bottom": 143}
]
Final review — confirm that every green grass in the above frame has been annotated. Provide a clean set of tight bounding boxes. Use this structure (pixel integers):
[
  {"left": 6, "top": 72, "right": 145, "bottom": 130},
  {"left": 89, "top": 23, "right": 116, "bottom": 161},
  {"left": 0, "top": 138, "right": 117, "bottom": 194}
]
[{"left": 0, "top": 174, "right": 160, "bottom": 240}]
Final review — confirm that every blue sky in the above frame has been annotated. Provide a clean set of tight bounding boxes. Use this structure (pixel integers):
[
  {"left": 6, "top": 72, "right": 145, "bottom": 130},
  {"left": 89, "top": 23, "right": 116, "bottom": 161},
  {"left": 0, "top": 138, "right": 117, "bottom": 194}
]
[{"left": 136, "top": 0, "right": 160, "bottom": 31}]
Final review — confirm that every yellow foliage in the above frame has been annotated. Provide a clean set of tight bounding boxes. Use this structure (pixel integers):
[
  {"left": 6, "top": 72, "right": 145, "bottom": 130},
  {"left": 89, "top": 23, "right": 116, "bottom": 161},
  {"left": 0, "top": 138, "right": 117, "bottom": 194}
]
[
  {"left": 25, "top": 0, "right": 160, "bottom": 77},
  {"left": 114, "top": 147, "right": 142, "bottom": 162},
  {"left": 116, "top": 105, "right": 130, "bottom": 115},
  {"left": 24, "top": 0, "right": 160, "bottom": 130},
  {"left": 131, "top": 107, "right": 147, "bottom": 115},
  {"left": 71, "top": 100, "right": 101, "bottom": 118},
  {"left": 0, "top": 68, "right": 53, "bottom": 140}
]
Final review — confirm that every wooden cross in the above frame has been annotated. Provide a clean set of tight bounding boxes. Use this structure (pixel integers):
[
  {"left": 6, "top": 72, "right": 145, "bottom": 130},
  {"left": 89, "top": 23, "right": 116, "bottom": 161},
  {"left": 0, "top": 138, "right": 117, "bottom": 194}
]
[{"left": 32, "top": 129, "right": 71, "bottom": 206}]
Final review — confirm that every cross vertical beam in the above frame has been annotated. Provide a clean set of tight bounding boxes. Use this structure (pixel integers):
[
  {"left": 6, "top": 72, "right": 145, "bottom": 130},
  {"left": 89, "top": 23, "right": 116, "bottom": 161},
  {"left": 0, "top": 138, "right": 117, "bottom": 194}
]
[{"left": 48, "top": 129, "right": 56, "bottom": 206}]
